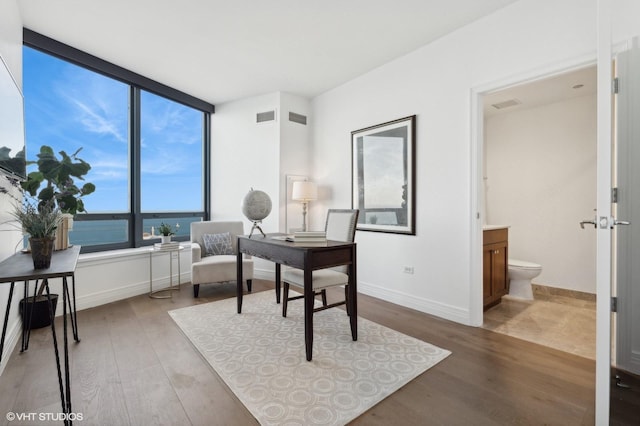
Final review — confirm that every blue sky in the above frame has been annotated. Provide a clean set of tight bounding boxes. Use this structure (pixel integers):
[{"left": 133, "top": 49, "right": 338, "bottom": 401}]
[{"left": 23, "top": 47, "right": 203, "bottom": 213}]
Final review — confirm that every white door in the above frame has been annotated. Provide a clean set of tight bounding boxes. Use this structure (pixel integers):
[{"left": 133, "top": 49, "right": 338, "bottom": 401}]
[
  {"left": 594, "top": 3, "right": 614, "bottom": 423},
  {"left": 614, "top": 39, "right": 640, "bottom": 376}
]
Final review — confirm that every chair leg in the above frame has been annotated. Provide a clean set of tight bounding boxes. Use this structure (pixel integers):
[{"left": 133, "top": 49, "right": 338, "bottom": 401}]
[
  {"left": 193, "top": 284, "right": 200, "bottom": 298},
  {"left": 247, "top": 279, "right": 252, "bottom": 292},
  {"left": 321, "top": 289, "right": 327, "bottom": 306},
  {"left": 345, "top": 285, "right": 350, "bottom": 316},
  {"left": 282, "top": 282, "right": 289, "bottom": 317}
]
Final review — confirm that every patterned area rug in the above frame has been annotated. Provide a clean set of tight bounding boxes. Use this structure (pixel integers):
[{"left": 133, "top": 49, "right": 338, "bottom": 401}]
[{"left": 169, "top": 291, "right": 450, "bottom": 425}]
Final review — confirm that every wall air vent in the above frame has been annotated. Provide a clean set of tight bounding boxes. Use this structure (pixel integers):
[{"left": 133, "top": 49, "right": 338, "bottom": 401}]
[
  {"left": 288, "top": 112, "right": 307, "bottom": 125},
  {"left": 491, "top": 99, "right": 521, "bottom": 110},
  {"left": 256, "top": 110, "right": 276, "bottom": 124}
]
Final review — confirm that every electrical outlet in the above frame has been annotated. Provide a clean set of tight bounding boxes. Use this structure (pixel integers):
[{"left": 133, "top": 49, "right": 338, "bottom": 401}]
[{"left": 403, "top": 266, "right": 414, "bottom": 274}]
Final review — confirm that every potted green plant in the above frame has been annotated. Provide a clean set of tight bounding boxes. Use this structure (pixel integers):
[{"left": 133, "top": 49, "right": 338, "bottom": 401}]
[
  {"left": 8, "top": 193, "right": 61, "bottom": 268},
  {"left": 1, "top": 145, "right": 95, "bottom": 329},
  {"left": 21, "top": 145, "right": 95, "bottom": 250},
  {"left": 14, "top": 199, "right": 62, "bottom": 328},
  {"left": 158, "top": 222, "right": 174, "bottom": 244},
  {"left": 1, "top": 179, "right": 62, "bottom": 329}
]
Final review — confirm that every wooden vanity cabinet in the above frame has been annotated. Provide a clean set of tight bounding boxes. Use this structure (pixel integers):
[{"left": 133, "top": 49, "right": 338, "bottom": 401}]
[{"left": 483, "top": 228, "right": 508, "bottom": 310}]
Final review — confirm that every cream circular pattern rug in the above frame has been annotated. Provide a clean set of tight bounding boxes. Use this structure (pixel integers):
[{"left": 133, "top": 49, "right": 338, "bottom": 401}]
[{"left": 169, "top": 291, "right": 450, "bottom": 425}]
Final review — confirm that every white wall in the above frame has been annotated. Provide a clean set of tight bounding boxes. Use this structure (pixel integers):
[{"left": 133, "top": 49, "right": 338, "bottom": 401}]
[
  {"left": 211, "top": 92, "right": 281, "bottom": 231},
  {"left": 0, "top": 0, "right": 22, "bottom": 85},
  {"left": 0, "top": 0, "right": 24, "bottom": 372},
  {"left": 279, "top": 92, "right": 313, "bottom": 231},
  {"left": 310, "top": 0, "right": 599, "bottom": 325},
  {"left": 211, "top": 91, "right": 312, "bottom": 275},
  {"left": 485, "top": 94, "right": 597, "bottom": 294},
  {"left": 613, "top": 0, "right": 640, "bottom": 43}
]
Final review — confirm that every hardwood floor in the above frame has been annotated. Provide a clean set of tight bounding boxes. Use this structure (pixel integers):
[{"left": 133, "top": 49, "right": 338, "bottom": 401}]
[{"left": 0, "top": 280, "right": 596, "bottom": 425}]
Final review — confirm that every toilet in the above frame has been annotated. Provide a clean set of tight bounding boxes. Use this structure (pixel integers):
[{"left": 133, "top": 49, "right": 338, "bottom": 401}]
[{"left": 507, "top": 259, "right": 542, "bottom": 300}]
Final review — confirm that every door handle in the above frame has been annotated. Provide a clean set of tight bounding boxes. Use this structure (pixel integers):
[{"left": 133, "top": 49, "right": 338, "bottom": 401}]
[
  {"left": 580, "top": 219, "right": 597, "bottom": 229},
  {"left": 600, "top": 217, "right": 631, "bottom": 229},
  {"left": 613, "top": 219, "right": 631, "bottom": 226},
  {"left": 581, "top": 216, "right": 632, "bottom": 229}
]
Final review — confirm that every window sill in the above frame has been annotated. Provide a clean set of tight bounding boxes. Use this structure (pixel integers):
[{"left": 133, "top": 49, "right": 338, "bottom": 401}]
[{"left": 78, "top": 242, "right": 193, "bottom": 266}]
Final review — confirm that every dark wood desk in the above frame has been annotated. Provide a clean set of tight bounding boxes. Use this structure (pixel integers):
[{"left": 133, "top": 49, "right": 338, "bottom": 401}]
[
  {"left": 0, "top": 246, "right": 81, "bottom": 425},
  {"left": 237, "top": 234, "right": 357, "bottom": 361}
]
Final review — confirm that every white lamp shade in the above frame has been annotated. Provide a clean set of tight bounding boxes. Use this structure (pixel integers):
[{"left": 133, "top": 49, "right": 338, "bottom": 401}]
[{"left": 292, "top": 181, "right": 317, "bottom": 201}]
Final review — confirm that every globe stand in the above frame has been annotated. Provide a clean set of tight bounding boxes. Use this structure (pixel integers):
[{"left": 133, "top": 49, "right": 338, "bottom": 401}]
[
  {"left": 242, "top": 188, "right": 272, "bottom": 238},
  {"left": 248, "top": 221, "right": 266, "bottom": 238}
]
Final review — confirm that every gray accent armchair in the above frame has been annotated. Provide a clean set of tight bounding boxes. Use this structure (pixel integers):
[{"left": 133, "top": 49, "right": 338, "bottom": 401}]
[{"left": 190, "top": 221, "right": 254, "bottom": 298}]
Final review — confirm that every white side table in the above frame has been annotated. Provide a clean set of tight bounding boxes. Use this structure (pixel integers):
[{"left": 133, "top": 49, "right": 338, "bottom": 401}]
[{"left": 149, "top": 245, "right": 184, "bottom": 299}]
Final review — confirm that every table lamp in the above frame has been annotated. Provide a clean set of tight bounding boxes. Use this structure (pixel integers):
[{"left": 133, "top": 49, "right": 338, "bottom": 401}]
[{"left": 292, "top": 181, "right": 317, "bottom": 232}]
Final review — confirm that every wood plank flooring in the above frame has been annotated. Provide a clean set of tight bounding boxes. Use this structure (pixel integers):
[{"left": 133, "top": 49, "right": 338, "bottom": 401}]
[{"left": 0, "top": 280, "right": 597, "bottom": 425}]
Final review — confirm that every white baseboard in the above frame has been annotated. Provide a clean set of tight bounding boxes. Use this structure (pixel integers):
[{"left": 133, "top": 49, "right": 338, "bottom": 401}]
[
  {"left": 73, "top": 271, "right": 190, "bottom": 312},
  {"left": 75, "top": 281, "right": 148, "bottom": 311},
  {"left": 358, "top": 280, "right": 471, "bottom": 325},
  {"left": 0, "top": 318, "right": 20, "bottom": 377},
  {"left": 254, "top": 268, "right": 275, "bottom": 281},
  {"left": 253, "top": 268, "right": 470, "bottom": 325}
]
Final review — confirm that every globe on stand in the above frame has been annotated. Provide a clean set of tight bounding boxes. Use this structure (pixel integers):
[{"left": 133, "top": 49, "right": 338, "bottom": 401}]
[{"left": 241, "top": 188, "right": 272, "bottom": 238}]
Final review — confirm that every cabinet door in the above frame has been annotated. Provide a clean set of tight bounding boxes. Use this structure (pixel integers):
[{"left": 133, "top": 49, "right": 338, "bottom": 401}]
[
  {"left": 491, "top": 242, "right": 508, "bottom": 297},
  {"left": 483, "top": 247, "right": 493, "bottom": 304}
]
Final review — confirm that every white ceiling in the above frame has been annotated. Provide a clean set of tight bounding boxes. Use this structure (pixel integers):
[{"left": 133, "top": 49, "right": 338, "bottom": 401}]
[
  {"left": 483, "top": 65, "right": 597, "bottom": 117},
  {"left": 18, "top": 0, "right": 519, "bottom": 105}
]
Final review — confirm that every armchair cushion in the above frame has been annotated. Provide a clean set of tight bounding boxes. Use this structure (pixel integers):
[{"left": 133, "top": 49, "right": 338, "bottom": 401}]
[
  {"left": 203, "top": 232, "right": 234, "bottom": 256},
  {"left": 191, "top": 254, "right": 253, "bottom": 285}
]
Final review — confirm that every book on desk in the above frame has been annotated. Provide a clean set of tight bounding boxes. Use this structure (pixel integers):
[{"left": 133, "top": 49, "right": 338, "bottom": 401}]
[
  {"left": 270, "top": 232, "right": 328, "bottom": 246},
  {"left": 293, "top": 231, "right": 327, "bottom": 246}
]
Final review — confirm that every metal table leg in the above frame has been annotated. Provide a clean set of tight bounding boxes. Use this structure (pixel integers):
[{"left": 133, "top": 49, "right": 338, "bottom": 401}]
[
  {"left": 65, "top": 274, "right": 80, "bottom": 342},
  {"left": 149, "top": 249, "right": 181, "bottom": 299}
]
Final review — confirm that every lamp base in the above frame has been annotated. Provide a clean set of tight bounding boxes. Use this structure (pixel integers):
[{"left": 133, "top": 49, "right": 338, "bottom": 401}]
[{"left": 301, "top": 202, "right": 308, "bottom": 232}]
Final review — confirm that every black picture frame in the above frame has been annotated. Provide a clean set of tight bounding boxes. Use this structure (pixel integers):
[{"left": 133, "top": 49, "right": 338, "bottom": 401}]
[{"left": 351, "top": 115, "right": 416, "bottom": 235}]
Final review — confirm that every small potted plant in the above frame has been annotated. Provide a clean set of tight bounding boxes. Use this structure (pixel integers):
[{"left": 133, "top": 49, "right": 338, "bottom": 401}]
[
  {"left": 6, "top": 190, "right": 61, "bottom": 268},
  {"left": 158, "top": 222, "right": 174, "bottom": 244}
]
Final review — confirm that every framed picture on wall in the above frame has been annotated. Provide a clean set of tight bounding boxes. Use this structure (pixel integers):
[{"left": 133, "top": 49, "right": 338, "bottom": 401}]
[{"left": 351, "top": 115, "right": 416, "bottom": 235}]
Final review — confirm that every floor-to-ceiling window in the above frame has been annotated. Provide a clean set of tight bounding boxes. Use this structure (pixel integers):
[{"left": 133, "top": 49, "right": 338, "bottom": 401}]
[{"left": 23, "top": 30, "right": 213, "bottom": 253}]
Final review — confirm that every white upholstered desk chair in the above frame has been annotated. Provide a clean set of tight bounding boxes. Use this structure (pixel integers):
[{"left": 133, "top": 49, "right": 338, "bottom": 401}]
[
  {"left": 190, "top": 221, "right": 254, "bottom": 298},
  {"left": 282, "top": 209, "right": 359, "bottom": 317}
]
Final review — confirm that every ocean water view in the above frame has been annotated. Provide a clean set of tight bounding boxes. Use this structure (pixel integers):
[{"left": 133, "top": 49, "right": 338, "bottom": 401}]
[{"left": 69, "top": 217, "right": 200, "bottom": 247}]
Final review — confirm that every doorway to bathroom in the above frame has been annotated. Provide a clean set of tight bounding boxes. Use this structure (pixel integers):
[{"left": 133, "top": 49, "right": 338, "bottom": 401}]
[{"left": 478, "top": 65, "right": 598, "bottom": 359}]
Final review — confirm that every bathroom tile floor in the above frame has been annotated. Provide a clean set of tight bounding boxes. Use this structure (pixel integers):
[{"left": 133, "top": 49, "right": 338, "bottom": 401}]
[{"left": 483, "top": 293, "right": 596, "bottom": 360}]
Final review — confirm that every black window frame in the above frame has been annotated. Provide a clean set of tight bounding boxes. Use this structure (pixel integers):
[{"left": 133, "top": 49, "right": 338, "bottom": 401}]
[{"left": 23, "top": 28, "right": 212, "bottom": 253}]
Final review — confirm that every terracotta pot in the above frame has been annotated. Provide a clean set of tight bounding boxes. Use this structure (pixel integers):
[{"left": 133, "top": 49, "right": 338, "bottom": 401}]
[{"left": 29, "top": 237, "right": 56, "bottom": 269}]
